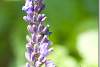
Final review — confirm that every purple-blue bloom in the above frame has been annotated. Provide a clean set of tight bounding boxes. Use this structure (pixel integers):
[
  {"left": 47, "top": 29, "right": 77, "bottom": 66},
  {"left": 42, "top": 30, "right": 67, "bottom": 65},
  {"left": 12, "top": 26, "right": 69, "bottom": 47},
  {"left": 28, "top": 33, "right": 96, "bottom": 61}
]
[
  {"left": 22, "top": 0, "right": 56, "bottom": 67},
  {"left": 45, "top": 60, "right": 56, "bottom": 67}
]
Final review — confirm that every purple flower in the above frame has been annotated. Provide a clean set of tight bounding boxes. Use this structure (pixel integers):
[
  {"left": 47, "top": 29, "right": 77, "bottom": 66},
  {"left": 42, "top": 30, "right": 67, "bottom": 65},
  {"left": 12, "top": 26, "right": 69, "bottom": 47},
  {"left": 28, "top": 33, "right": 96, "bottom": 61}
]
[
  {"left": 45, "top": 60, "right": 56, "bottom": 67},
  {"left": 26, "top": 62, "right": 30, "bottom": 67},
  {"left": 22, "top": 0, "right": 56, "bottom": 67}
]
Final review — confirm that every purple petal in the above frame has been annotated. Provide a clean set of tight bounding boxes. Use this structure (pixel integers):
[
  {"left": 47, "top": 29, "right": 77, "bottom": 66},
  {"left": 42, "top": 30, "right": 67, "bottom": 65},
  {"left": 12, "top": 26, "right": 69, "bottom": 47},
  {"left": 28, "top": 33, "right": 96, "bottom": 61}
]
[
  {"left": 35, "top": 61, "right": 41, "bottom": 67},
  {"left": 37, "top": 14, "right": 46, "bottom": 22},
  {"left": 26, "top": 62, "right": 30, "bottom": 67},
  {"left": 39, "top": 43, "right": 49, "bottom": 57},
  {"left": 45, "top": 60, "right": 56, "bottom": 67},
  {"left": 27, "top": 24, "right": 37, "bottom": 33},
  {"left": 42, "top": 24, "right": 49, "bottom": 34},
  {"left": 34, "top": 5, "right": 40, "bottom": 12},
  {"left": 23, "top": 15, "right": 33, "bottom": 23},
  {"left": 31, "top": 33, "right": 36, "bottom": 42},
  {"left": 22, "top": 0, "right": 33, "bottom": 11},
  {"left": 26, "top": 44, "right": 33, "bottom": 54},
  {"left": 37, "top": 23, "right": 44, "bottom": 32},
  {"left": 31, "top": 53, "right": 35, "bottom": 61},
  {"left": 36, "top": 34, "right": 43, "bottom": 42},
  {"left": 40, "top": 35, "right": 49, "bottom": 44},
  {"left": 34, "top": 0, "right": 43, "bottom": 3},
  {"left": 26, "top": 7, "right": 34, "bottom": 14}
]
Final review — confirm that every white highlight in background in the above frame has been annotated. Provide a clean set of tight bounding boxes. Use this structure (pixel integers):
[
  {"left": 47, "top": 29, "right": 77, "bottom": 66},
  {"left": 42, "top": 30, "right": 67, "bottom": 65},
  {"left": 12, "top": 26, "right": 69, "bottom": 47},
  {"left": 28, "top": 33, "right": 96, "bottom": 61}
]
[{"left": 77, "top": 30, "right": 98, "bottom": 67}]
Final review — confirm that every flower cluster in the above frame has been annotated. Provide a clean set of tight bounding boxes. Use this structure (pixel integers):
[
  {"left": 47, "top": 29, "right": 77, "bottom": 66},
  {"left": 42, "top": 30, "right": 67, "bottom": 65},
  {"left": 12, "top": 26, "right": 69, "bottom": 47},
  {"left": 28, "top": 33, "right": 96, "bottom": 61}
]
[{"left": 22, "top": 0, "right": 55, "bottom": 67}]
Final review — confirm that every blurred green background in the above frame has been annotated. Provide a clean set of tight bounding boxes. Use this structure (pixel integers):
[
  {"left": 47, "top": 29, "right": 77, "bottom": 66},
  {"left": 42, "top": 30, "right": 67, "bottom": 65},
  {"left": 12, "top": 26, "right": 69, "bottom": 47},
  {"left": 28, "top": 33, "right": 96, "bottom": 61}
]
[{"left": 0, "top": 0, "right": 98, "bottom": 67}]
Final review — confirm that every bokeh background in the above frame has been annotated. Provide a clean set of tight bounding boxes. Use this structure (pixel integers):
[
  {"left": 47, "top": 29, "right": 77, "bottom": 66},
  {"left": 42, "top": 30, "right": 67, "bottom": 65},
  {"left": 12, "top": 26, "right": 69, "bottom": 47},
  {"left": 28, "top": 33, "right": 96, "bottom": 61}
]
[{"left": 0, "top": 0, "right": 98, "bottom": 67}]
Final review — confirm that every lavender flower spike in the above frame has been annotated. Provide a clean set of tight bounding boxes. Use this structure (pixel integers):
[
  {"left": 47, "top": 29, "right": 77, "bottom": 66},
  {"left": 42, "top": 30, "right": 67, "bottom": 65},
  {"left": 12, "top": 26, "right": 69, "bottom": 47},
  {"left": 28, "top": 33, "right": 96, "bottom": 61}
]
[{"left": 22, "top": 0, "right": 56, "bottom": 67}]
